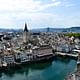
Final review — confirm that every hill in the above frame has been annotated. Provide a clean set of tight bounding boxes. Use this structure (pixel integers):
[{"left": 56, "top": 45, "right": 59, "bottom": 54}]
[{"left": 0, "top": 27, "right": 80, "bottom": 33}]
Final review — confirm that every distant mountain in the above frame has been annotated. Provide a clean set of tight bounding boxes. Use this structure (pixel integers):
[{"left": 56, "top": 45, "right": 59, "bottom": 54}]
[
  {"left": 31, "top": 27, "right": 80, "bottom": 33},
  {"left": 0, "top": 28, "right": 22, "bottom": 33},
  {"left": 66, "top": 27, "right": 80, "bottom": 32},
  {"left": 30, "top": 28, "right": 64, "bottom": 32},
  {"left": 0, "top": 27, "right": 80, "bottom": 33}
]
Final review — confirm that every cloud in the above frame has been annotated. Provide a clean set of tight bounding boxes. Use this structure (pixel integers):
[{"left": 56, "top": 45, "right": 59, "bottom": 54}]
[
  {"left": 41, "top": 2, "right": 61, "bottom": 9},
  {"left": 0, "top": 11, "right": 80, "bottom": 29},
  {"left": 0, "top": 11, "right": 60, "bottom": 29},
  {"left": 0, "top": 0, "right": 79, "bottom": 29},
  {"left": 65, "top": 4, "right": 75, "bottom": 7},
  {"left": 52, "top": 0, "right": 56, "bottom": 2},
  {"left": 0, "top": 0, "right": 62, "bottom": 29},
  {"left": 0, "top": 0, "right": 61, "bottom": 12},
  {"left": 0, "top": 0, "right": 40, "bottom": 12}
]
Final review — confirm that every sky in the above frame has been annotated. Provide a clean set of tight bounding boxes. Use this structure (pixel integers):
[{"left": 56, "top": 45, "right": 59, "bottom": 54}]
[{"left": 0, "top": 0, "right": 80, "bottom": 29}]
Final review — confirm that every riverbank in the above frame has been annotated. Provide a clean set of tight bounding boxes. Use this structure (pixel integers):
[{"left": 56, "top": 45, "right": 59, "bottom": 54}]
[
  {"left": 65, "top": 64, "right": 80, "bottom": 80},
  {"left": 0, "top": 54, "right": 54, "bottom": 69},
  {"left": 0, "top": 57, "right": 77, "bottom": 80}
]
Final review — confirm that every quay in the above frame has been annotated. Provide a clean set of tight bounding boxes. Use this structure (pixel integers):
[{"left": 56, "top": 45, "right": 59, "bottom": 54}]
[
  {"left": 65, "top": 66, "right": 80, "bottom": 80},
  {"left": 77, "top": 61, "right": 80, "bottom": 65},
  {"left": 0, "top": 56, "right": 55, "bottom": 69},
  {"left": 0, "top": 46, "right": 55, "bottom": 69},
  {"left": 65, "top": 49, "right": 80, "bottom": 80},
  {"left": 73, "top": 50, "right": 80, "bottom": 65},
  {"left": 55, "top": 52, "right": 78, "bottom": 59}
]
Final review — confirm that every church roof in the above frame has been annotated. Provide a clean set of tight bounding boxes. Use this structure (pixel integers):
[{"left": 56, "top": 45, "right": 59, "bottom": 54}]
[{"left": 24, "top": 23, "right": 28, "bottom": 32}]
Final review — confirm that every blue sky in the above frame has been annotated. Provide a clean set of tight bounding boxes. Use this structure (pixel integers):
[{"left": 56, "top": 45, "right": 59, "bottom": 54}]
[{"left": 0, "top": 0, "right": 80, "bottom": 29}]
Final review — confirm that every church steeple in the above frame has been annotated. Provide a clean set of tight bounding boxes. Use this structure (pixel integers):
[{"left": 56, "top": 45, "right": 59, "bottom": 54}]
[
  {"left": 24, "top": 23, "right": 28, "bottom": 32},
  {"left": 23, "top": 23, "right": 29, "bottom": 43}
]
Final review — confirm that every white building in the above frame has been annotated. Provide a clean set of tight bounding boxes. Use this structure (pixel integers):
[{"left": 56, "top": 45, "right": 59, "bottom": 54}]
[
  {"left": 4, "top": 55, "right": 15, "bottom": 64},
  {"left": 20, "top": 51, "right": 33, "bottom": 63}
]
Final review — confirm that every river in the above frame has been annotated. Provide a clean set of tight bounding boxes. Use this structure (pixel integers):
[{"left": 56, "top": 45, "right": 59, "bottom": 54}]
[{"left": 0, "top": 57, "right": 77, "bottom": 80}]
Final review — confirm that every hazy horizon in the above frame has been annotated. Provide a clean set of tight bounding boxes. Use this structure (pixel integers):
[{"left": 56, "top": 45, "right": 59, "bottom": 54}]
[
  {"left": 0, "top": 0, "right": 80, "bottom": 29},
  {"left": 0, "top": 26, "right": 80, "bottom": 30}
]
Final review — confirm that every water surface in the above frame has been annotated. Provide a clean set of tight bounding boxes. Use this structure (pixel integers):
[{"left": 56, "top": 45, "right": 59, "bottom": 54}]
[{"left": 0, "top": 57, "right": 77, "bottom": 80}]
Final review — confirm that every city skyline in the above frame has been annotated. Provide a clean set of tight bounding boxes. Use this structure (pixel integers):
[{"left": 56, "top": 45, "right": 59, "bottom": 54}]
[{"left": 0, "top": 0, "right": 80, "bottom": 29}]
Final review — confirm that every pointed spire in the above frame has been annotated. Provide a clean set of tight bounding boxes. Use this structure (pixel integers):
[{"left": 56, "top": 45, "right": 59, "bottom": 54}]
[{"left": 24, "top": 23, "right": 28, "bottom": 32}]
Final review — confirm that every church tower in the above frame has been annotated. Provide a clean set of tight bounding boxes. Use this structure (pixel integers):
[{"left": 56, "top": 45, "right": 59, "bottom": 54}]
[
  {"left": 23, "top": 23, "right": 29, "bottom": 43},
  {"left": 24, "top": 23, "right": 28, "bottom": 32}
]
